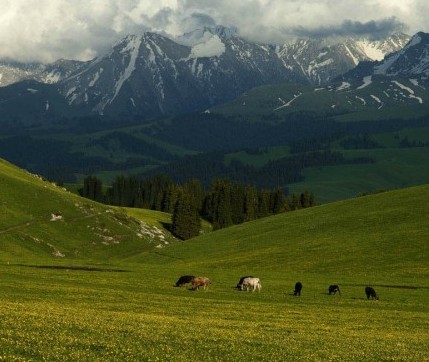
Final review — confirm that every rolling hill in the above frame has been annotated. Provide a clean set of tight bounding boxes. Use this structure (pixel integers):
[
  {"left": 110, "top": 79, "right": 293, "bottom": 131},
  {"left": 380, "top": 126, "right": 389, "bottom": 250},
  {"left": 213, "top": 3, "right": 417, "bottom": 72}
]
[
  {"left": 140, "top": 183, "right": 429, "bottom": 283},
  {"left": 0, "top": 158, "right": 177, "bottom": 264},
  {"left": 1, "top": 156, "right": 428, "bottom": 282}
]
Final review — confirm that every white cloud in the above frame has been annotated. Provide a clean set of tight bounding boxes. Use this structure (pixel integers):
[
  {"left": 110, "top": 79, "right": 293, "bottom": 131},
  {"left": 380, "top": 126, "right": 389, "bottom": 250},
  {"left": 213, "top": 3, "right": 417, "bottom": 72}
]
[
  {"left": 0, "top": 0, "right": 427, "bottom": 63},
  {"left": 189, "top": 35, "right": 225, "bottom": 58}
]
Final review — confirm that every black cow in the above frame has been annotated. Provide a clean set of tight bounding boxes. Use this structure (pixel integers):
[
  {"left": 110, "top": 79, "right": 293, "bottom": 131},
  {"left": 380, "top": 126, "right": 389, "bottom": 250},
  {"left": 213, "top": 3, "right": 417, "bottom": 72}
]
[
  {"left": 236, "top": 276, "right": 254, "bottom": 290},
  {"left": 294, "top": 282, "right": 303, "bottom": 296},
  {"left": 365, "top": 286, "right": 379, "bottom": 300},
  {"left": 175, "top": 275, "right": 195, "bottom": 287},
  {"left": 328, "top": 284, "right": 341, "bottom": 295}
]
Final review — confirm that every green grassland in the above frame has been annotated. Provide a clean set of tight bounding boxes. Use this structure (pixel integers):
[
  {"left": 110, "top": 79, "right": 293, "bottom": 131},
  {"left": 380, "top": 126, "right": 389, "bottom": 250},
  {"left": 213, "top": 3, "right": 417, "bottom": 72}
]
[
  {"left": 1, "top": 159, "right": 428, "bottom": 360},
  {"left": 0, "top": 159, "right": 178, "bottom": 264},
  {"left": 223, "top": 125, "right": 429, "bottom": 203},
  {"left": 288, "top": 147, "right": 429, "bottom": 202},
  {"left": 212, "top": 77, "right": 429, "bottom": 122}
]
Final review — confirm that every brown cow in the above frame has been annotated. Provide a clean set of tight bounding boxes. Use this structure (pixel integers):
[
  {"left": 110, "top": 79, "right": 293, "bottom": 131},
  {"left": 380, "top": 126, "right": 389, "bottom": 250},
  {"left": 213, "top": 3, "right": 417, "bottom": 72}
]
[{"left": 191, "top": 277, "right": 210, "bottom": 290}]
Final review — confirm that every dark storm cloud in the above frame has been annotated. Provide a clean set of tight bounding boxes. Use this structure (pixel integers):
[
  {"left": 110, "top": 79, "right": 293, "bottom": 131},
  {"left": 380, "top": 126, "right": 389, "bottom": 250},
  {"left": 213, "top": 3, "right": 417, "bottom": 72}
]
[{"left": 292, "top": 17, "right": 408, "bottom": 40}]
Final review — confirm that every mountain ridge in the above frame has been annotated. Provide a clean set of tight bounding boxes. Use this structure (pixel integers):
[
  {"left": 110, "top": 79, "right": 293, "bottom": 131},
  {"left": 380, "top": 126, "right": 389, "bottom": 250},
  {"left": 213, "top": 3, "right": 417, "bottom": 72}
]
[{"left": 0, "top": 27, "right": 411, "bottom": 121}]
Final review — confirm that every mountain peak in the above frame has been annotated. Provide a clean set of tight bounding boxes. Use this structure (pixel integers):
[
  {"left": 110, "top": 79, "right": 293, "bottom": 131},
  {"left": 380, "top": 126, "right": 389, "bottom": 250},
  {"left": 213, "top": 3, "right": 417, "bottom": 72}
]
[
  {"left": 372, "top": 31, "right": 429, "bottom": 76},
  {"left": 176, "top": 25, "right": 237, "bottom": 46},
  {"left": 209, "top": 25, "right": 238, "bottom": 39}
]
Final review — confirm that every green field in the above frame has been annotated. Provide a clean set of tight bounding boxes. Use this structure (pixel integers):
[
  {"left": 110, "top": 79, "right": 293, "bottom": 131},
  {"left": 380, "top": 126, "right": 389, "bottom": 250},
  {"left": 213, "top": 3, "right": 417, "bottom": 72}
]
[
  {"left": 287, "top": 147, "right": 429, "bottom": 203},
  {"left": 1, "top": 159, "right": 428, "bottom": 361}
]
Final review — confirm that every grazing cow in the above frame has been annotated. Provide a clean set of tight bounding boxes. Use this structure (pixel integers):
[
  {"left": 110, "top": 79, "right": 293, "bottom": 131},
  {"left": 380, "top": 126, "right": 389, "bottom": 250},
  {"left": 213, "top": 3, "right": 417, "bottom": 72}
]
[
  {"left": 191, "top": 276, "right": 210, "bottom": 290},
  {"left": 293, "top": 282, "right": 303, "bottom": 296},
  {"left": 241, "top": 277, "right": 261, "bottom": 292},
  {"left": 236, "top": 276, "right": 254, "bottom": 290},
  {"left": 328, "top": 284, "right": 341, "bottom": 295},
  {"left": 365, "top": 286, "right": 379, "bottom": 300},
  {"left": 175, "top": 275, "right": 195, "bottom": 287}
]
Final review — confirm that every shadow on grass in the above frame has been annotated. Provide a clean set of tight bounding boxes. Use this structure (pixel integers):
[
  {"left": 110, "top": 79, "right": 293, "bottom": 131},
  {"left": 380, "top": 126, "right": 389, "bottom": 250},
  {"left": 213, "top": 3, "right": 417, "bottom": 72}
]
[
  {"left": 14, "top": 264, "right": 130, "bottom": 273},
  {"left": 348, "top": 283, "right": 428, "bottom": 290}
]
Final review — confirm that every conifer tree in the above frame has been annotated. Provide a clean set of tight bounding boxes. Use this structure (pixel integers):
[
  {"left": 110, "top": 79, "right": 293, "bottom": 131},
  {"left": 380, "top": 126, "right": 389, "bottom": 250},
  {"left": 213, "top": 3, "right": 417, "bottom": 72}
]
[
  {"left": 231, "top": 183, "right": 246, "bottom": 224},
  {"left": 163, "top": 184, "right": 182, "bottom": 213},
  {"left": 270, "top": 189, "right": 285, "bottom": 214},
  {"left": 257, "top": 189, "right": 271, "bottom": 218},
  {"left": 183, "top": 179, "right": 204, "bottom": 212},
  {"left": 243, "top": 185, "right": 258, "bottom": 221},
  {"left": 81, "top": 176, "right": 103, "bottom": 202},
  {"left": 211, "top": 179, "right": 233, "bottom": 230},
  {"left": 171, "top": 189, "right": 201, "bottom": 240}
]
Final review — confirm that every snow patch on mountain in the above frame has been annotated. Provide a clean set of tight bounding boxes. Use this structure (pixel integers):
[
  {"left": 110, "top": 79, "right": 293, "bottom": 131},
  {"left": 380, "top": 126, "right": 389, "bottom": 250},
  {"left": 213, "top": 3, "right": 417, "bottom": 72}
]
[
  {"left": 308, "top": 58, "right": 334, "bottom": 73},
  {"left": 357, "top": 75, "right": 372, "bottom": 89},
  {"left": 391, "top": 80, "right": 423, "bottom": 103},
  {"left": 356, "top": 40, "right": 385, "bottom": 61},
  {"left": 370, "top": 94, "right": 383, "bottom": 109},
  {"left": 274, "top": 93, "right": 302, "bottom": 111},
  {"left": 89, "top": 69, "right": 103, "bottom": 87},
  {"left": 409, "top": 78, "right": 426, "bottom": 89},
  {"left": 43, "top": 71, "right": 61, "bottom": 84},
  {"left": 337, "top": 81, "right": 351, "bottom": 91},
  {"left": 109, "top": 36, "right": 142, "bottom": 105},
  {"left": 355, "top": 96, "right": 366, "bottom": 105},
  {"left": 343, "top": 44, "right": 358, "bottom": 65},
  {"left": 189, "top": 35, "right": 225, "bottom": 58}
]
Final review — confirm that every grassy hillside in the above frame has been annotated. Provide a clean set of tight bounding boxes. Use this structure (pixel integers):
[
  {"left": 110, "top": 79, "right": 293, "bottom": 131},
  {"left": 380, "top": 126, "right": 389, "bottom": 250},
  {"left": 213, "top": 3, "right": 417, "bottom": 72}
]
[
  {"left": 212, "top": 78, "right": 429, "bottom": 122},
  {"left": 0, "top": 159, "right": 177, "bottom": 264},
  {"left": 144, "top": 184, "right": 429, "bottom": 282},
  {"left": 287, "top": 147, "right": 429, "bottom": 202},
  {"left": 1, "top": 160, "right": 428, "bottom": 360}
]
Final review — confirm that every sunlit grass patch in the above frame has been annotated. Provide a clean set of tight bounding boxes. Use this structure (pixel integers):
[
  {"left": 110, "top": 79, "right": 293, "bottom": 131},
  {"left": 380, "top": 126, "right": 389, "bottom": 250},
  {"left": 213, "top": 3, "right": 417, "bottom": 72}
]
[{"left": 0, "top": 264, "right": 428, "bottom": 361}]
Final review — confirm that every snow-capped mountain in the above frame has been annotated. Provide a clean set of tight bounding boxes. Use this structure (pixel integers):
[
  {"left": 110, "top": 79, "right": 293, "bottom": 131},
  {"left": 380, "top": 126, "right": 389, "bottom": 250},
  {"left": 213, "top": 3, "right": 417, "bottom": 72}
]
[
  {"left": 0, "top": 26, "right": 416, "bottom": 121},
  {"left": 0, "top": 59, "right": 84, "bottom": 87},
  {"left": 58, "top": 27, "right": 408, "bottom": 117},
  {"left": 339, "top": 32, "right": 429, "bottom": 84},
  {"left": 59, "top": 27, "right": 303, "bottom": 117},
  {"left": 276, "top": 33, "right": 410, "bottom": 85},
  {"left": 374, "top": 32, "right": 429, "bottom": 78},
  {"left": 0, "top": 61, "right": 43, "bottom": 87}
]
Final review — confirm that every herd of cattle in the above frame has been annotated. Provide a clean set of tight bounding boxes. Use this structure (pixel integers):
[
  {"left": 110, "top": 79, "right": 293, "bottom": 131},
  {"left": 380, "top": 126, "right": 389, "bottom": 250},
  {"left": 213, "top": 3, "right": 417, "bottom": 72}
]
[{"left": 174, "top": 275, "right": 379, "bottom": 299}]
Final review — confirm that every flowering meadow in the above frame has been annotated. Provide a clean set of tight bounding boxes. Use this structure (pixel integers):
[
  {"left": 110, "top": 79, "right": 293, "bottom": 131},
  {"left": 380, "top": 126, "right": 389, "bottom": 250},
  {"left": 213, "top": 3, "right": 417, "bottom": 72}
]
[{"left": 0, "top": 264, "right": 428, "bottom": 361}]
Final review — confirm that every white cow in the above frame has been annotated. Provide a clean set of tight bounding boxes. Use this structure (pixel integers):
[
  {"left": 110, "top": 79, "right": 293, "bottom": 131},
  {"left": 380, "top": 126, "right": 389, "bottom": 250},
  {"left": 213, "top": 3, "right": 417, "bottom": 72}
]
[{"left": 241, "top": 277, "right": 261, "bottom": 292}]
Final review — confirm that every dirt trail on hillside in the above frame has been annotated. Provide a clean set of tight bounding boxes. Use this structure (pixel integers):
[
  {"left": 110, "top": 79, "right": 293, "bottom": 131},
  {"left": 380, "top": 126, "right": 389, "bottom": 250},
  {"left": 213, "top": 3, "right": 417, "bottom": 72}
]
[
  {"left": 0, "top": 213, "right": 101, "bottom": 235},
  {"left": 0, "top": 222, "right": 33, "bottom": 234}
]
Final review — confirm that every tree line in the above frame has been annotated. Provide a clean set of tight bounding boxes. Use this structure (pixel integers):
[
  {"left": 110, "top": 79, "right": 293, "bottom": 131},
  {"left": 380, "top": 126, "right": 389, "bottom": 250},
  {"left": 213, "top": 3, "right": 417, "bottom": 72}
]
[{"left": 79, "top": 174, "right": 315, "bottom": 240}]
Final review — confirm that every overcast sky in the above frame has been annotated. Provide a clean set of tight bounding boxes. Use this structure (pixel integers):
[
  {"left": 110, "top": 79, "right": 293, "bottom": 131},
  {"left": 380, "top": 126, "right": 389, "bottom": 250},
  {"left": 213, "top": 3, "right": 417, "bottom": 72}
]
[{"left": 1, "top": 0, "right": 428, "bottom": 63}]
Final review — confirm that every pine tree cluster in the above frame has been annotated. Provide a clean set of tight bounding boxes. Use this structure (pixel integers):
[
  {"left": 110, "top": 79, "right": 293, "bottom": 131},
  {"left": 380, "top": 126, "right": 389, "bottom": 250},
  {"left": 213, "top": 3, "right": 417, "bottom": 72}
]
[{"left": 79, "top": 175, "right": 315, "bottom": 240}]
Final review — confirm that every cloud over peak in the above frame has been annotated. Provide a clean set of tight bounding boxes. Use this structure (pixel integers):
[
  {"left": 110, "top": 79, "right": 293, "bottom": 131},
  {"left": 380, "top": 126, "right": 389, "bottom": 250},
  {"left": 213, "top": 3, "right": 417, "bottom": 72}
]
[
  {"left": 293, "top": 17, "right": 408, "bottom": 40},
  {"left": 0, "top": 0, "right": 426, "bottom": 63}
]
